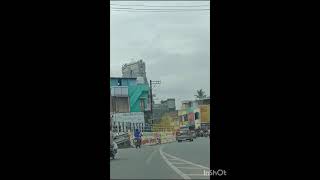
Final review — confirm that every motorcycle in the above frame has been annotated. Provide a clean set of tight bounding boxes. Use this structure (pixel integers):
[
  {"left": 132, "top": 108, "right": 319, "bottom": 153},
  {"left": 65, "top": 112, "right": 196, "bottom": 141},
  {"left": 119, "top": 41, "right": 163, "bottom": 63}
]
[
  {"left": 134, "top": 138, "right": 142, "bottom": 148},
  {"left": 204, "top": 132, "right": 208, "bottom": 137},
  {"left": 156, "top": 137, "right": 161, "bottom": 144}
]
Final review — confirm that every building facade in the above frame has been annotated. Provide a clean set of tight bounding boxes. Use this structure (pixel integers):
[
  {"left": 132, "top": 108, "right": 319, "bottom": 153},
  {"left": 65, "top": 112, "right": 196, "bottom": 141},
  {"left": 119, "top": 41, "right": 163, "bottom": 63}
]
[
  {"left": 110, "top": 77, "right": 150, "bottom": 113},
  {"left": 110, "top": 77, "right": 151, "bottom": 132},
  {"left": 161, "top": 98, "right": 176, "bottom": 112},
  {"left": 110, "top": 77, "right": 135, "bottom": 113},
  {"left": 122, "top": 59, "right": 148, "bottom": 85},
  {"left": 178, "top": 98, "right": 210, "bottom": 130},
  {"left": 153, "top": 98, "right": 176, "bottom": 122}
]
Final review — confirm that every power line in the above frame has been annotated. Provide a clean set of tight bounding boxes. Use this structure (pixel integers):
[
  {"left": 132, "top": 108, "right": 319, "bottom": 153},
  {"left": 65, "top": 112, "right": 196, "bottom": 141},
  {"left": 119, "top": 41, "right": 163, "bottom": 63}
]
[
  {"left": 111, "top": 10, "right": 210, "bottom": 13},
  {"left": 110, "top": 4, "right": 210, "bottom": 8},
  {"left": 111, "top": 7, "right": 210, "bottom": 11},
  {"left": 111, "top": 8, "right": 210, "bottom": 13}
]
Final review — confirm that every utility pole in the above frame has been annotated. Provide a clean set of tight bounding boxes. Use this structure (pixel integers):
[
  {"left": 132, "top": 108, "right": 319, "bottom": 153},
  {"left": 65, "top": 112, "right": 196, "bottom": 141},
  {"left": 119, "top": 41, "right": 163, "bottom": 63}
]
[{"left": 150, "top": 80, "right": 161, "bottom": 125}]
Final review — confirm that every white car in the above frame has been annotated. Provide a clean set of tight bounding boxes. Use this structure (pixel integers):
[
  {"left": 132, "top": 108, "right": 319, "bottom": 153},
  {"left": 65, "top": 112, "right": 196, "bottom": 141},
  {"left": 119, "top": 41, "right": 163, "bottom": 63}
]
[{"left": 176, "top": 129, "right": 193, "bottom": 142}]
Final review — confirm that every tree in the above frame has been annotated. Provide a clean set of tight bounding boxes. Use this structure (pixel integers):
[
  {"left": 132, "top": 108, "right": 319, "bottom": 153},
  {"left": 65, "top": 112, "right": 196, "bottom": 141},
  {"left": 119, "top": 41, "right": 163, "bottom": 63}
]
[{"left": 195, "top": 89, "right": 207, "bottom": 100}]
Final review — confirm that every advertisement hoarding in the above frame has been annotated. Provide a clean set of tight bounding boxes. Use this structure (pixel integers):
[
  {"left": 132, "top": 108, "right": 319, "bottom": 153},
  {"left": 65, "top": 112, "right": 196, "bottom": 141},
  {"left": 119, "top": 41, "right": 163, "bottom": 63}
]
[
  {"left": 188, "top": 112, "right": 195, "bottom": 125},
  {"left": 112, "top": 112, "right": 145, "bottom": 123},
  {"left": 199, "top": 105, "right": 210, "bottom": 123}
]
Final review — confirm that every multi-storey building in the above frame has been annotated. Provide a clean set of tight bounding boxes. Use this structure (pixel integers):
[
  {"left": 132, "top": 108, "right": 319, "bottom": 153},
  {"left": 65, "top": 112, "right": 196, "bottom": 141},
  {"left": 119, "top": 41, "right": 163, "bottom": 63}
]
[{"left": 122, "top": 59, "right": 148, "bottom": 85}]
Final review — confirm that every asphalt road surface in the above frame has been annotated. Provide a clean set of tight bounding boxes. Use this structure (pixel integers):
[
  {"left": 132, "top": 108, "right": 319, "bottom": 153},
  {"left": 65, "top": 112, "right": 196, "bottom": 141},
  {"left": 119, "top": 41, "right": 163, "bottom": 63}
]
[{"left": 110, "top": 137, "right": 210, "bottom": 179}]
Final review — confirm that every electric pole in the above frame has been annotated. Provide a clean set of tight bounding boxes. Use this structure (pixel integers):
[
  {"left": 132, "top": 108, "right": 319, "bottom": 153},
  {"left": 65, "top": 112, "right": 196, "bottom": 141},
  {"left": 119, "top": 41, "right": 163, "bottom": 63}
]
[{"left": 150, "top": 80, "right": 161, "bottom": 125}]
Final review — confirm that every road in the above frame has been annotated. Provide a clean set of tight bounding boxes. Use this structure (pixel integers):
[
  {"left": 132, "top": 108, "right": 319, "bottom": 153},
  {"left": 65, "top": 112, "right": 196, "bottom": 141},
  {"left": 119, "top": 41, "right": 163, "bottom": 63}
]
[{"left": 110, "top": 137, "right": 210, "bottom": 179}]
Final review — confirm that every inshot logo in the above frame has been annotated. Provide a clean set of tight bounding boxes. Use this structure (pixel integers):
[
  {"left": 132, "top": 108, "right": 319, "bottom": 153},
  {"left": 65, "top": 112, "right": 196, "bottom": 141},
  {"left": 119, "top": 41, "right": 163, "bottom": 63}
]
[{"left": 203, "top": 169, "right": 227, "bottom": 176}]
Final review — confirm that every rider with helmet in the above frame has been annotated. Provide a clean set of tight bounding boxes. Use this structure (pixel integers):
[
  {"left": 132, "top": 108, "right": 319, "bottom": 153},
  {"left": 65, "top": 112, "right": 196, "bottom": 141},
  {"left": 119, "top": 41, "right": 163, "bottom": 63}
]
[{"left": 134, "top": 129, "right": 142, "bottom": 148}]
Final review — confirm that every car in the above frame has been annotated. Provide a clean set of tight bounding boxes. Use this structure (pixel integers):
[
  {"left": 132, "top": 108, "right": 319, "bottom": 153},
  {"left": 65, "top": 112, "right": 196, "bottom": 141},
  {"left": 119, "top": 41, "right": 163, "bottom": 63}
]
[{"left": 176, "top": 128, "right": 193, "bottom": 142}]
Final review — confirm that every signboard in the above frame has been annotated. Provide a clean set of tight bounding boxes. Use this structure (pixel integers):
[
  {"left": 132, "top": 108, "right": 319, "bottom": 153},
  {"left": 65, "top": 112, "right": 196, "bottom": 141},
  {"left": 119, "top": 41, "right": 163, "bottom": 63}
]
[
  {"left": 200, "top": 105, "right": 210, "bottom": 123},
  {"left": 195, "top": 119, "right": 201, "bottom": 129},
  {"left": 112, "top": 112, "right": 145, "bottom": 123},
  {"left": 188, "top": 112, "right": 195, "bottom": 125}
]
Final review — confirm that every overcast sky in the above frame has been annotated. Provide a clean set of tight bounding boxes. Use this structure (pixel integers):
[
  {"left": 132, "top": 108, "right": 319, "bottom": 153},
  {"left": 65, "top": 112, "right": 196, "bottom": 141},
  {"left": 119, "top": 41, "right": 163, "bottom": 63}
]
[{"left": 110, "top": 1, "right": 210, "bottom": 109}]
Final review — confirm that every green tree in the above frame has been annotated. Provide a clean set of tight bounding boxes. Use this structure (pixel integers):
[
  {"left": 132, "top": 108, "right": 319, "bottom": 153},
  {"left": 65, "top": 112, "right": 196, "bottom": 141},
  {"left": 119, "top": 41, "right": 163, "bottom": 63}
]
[{"left": 195, "top": 89, "right": 207, "bottom": 100}]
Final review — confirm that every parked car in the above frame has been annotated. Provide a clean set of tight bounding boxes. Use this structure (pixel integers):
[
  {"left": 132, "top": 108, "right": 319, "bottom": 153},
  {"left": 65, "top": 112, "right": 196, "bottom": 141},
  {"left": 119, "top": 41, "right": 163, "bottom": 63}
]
[{"left": 176, "top": 128, "right": 193, "bottom": 142}]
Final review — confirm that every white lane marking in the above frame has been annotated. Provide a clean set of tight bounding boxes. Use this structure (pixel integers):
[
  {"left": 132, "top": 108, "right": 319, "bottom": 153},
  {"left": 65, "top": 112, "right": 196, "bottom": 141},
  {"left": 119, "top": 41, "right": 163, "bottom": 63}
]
[
  {"left": 171, "top": 162, "right": 190, "bottom": 165},
  {"left": 160, "top": 145, "right": 191, "bottom": 179},
  {"left": 160, "top": 145, "right": 210, "bottom": 179},
  {"left": 162, "top": 152, "right": 210, "bottom": 170},
  {"left": 167, "top": 158, "right": 179, "bottom": 161},
  {"left": 146, "top": 147, "right": 158, "bottom": 165},
  {"left": 170, "top": 159, "right": 183, "bottom": 161}
]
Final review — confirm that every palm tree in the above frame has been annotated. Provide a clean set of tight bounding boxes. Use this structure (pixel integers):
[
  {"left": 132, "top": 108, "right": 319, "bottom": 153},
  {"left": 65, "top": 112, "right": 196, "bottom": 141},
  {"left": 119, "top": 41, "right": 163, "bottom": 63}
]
[{"left": 195, "top": 89, "right": 207, "bottom": 100}]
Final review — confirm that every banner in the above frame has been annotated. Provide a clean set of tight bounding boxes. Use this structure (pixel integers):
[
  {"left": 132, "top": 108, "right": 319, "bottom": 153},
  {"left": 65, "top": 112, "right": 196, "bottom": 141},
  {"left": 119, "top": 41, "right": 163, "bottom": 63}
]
[
  {"left": 195, "top": 119, "right": 201, "bottom": 129},
  {"left": 129, "top": 131, "right": 176, "bottom": 145},
  {"left": 199, "top": 105, "right": 210, "bottom": 123},
  {"left": 112, "top": 112, "right": 145, "bottom": 123},
  {"left": 188, "top": 112, "right": 195, "bottom": 125}
]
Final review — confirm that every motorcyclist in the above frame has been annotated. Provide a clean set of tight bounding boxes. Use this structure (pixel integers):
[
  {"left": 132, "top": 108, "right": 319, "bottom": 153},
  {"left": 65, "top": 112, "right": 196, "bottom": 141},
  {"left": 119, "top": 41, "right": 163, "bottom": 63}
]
[
  {"left": 134, "top": 129, "right": 142, "bottom": 148},
  {"left": 156, "top": 132, "right": 161, "bottom": 144}
]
